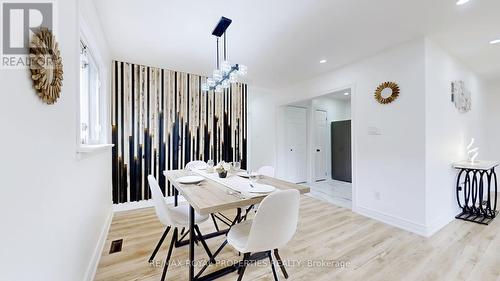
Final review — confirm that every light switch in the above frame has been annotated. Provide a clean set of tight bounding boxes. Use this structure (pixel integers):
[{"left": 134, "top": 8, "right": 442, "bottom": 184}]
[{"left": 368, "top": 126, "right": 381, "bottom": 135}]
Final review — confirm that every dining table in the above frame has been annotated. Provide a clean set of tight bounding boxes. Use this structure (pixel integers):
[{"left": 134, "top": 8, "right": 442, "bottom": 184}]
[{"left": 164, "top": 169, "right": 310, "bottom": 281}]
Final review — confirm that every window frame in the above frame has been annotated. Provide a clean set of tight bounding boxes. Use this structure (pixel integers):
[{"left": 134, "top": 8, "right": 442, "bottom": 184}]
[{"left": 77, "top": 21, "right": 112, "bottom": 153}]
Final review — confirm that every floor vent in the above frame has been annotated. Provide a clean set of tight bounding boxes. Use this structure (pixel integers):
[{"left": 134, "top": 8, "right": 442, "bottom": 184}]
[{"left": 109, "top": 239, "right": 123, "bottom": 254}]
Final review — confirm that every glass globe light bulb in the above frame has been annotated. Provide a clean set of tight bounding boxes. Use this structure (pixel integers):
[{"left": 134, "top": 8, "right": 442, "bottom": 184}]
[
  {"left": 207, "top": 78, "right": 215, "bottom": 87},
  {"left": 201, "top": 83, "right": 209, "bottom": 91},
  {"left": 213, "top": 69, "right": 223, "bottom": 82},
  {"left": 221, "top": 61, "right": 232, "bottom": 74},
  {"left": 237, "top": 64, "right": 247, "bottom": 76},
  {"left": 215, "top": 85, "right": 223, "bottom": 93},
  {"left": 230, "top": 72, "right": 238, "bottom": 83}
]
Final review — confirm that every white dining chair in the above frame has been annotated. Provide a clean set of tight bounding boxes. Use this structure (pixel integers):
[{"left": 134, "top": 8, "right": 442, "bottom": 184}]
[
  {"left": 185, "top": 160, "right": 208, "bottom": 171},
  {"left": 227, "top": 189, "right": 300, "bottom": 281},
  {"left": 257, "top": 166, "right": 275, "bottom": 177},
  {"left": 240, "top": 166, "right": 275, "bottom": 220},
  {"left": 147, "top": 175, "right": 215, "bottom": 281},
  {"left": 183, "top": 160, "right": 226, "bottom": 232}
]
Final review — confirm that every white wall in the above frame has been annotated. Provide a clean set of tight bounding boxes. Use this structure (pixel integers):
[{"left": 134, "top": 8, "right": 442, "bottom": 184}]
[
  {"left": 424, "top": 40, "right": 490, "bottom": 235},
  {"left": 274, "top": 39, "right": 428, "bottom": 233},
  {"left": 247, "top": 86, "right": 279, "bottom": 171},
  {"left": 485, "top": 81, "right": 500, "bottom": 160},
  {"left": 0, "top": 1, "right": 112, "bottom": 280},
  {"left": 312, "top": 97, "right": 350, "bottom": 122},
  {"left": 254, "top": 38, "right": 496, "bottom": 236}
]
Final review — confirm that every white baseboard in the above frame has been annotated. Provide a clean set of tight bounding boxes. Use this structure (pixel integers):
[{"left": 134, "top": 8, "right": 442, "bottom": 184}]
[
  {"left": 425, "top": 203, "right": 461, "bottom": 237},
  {"left": 355, "top": 205, "right": 459, "bottom": 237},
  {"left": 113, "top": 199, "right": 155, "bottom": 212},
  {"left": 425, "top": 211, "right": 456, "bottom": 237},
  {"left": 112, "top": 196, "right": 186, "bottom": 213},
  {"left": 355, "top": 205, "right": 429, "bottom": 237},
  {"left": 83, "top": 208, "right": 113, "bottom": 281}
]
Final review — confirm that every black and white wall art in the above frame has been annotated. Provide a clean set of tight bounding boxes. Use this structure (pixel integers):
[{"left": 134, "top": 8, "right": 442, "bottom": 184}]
[{"left": 111, "top": 61, "right": 248, "bottom": 204}]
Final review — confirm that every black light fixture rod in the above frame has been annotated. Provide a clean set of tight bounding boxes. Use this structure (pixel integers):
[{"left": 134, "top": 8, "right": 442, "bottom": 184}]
[
  {"left": 216, "top": 37, "right": 220, "bottom": 69},
  {"left": 224, "top": 32, "right": 227, "bottom": 61}
]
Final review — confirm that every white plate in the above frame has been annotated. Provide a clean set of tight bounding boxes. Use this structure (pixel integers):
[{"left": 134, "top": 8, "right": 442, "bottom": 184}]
[
  {"left": 237, "top": 172, "right": 260, "bottom": 178},
  {"left": 177, "top": 176, "right": 204, "bottom": 184},
  {"left": 247, "top": 184, "right": 275, "bottom": 193}
]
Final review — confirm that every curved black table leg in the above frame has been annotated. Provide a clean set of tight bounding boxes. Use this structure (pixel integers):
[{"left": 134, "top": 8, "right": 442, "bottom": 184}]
[
  {"left": 486, "top": 168, "right": 498, "bottom": 218},
  {"left": 476, "top": 171, "right": 482, "bottom": 215},
  {"left": 456, "top": 169, "right": 466, "bottom": 210},
  {"left": 455, "top": 167, "right": 498, "bottom": 225},
  {"left": 492, "top": 169, "right": 498, "bottom": 216},
  {"left": 471, "top": 170, "right": 479, "bottom": 215}
]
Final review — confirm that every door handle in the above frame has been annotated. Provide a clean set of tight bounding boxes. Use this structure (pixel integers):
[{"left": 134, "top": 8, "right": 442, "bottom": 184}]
[{"left": 316, "top": 149, "right": 320, "bottom": 152}]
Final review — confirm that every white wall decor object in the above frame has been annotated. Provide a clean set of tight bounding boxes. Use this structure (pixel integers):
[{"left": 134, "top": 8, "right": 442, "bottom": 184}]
[
  {"left": 451, "top": 81, "right": 471, "bottom": 113},
  {"left": 466, "top": 138, "right": 479, "bottom": 163}
]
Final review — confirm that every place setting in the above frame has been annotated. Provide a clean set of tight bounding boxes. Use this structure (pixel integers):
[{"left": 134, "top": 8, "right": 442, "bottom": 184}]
[
  {"left": 237, "top": 170, "right": 276, "bottom": 194},
  {"left": 214, "top": 161, "right": 277, "bottom": 195},
  {"left": 176, "top": 175, "right": 205, "bottom": 185},
  {"left": 175, "top": 160, "right": 278, "bottom": 200}
]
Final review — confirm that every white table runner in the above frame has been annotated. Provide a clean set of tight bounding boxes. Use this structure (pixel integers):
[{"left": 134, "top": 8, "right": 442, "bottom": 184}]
[{"left": 192, "top": 169, "right": 269, "bottom": 198}]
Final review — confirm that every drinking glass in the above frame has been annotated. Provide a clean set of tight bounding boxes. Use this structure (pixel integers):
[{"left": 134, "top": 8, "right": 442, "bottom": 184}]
[
  {"left": 249, "top": 171, "right": 259, "bottom": 187},
  {"left": 232, "top": 161, "right": 241, "bottom": 172},
  {"left": 207, "top": 160, "right": 214, "bottom": 173}
]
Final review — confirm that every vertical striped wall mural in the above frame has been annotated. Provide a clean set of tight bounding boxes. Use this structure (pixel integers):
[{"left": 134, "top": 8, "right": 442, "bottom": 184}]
[{"left": 111, "top": 60, "right": 248, "bottom": 204}]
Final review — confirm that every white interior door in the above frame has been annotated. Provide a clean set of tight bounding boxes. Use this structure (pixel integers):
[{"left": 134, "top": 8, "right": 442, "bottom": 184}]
[
  {"left": 285, "top": 106, "right": 307, "bottom": 183},
  {"left": 314, "top": 110, "right": 327, "bottom": 181}
]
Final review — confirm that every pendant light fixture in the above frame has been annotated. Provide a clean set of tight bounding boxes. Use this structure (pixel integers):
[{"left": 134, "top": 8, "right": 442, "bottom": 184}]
[{"left": 201, "top": 17, "right": 247, "bottom": 92}]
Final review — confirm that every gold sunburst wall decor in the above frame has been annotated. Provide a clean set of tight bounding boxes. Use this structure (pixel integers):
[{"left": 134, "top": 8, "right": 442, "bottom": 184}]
[
  {"left": 29, "top": 27, "right": 64, "bottom": 105},
  {"left": 374, "top": 81, "right": 400, "bottom": 105}
]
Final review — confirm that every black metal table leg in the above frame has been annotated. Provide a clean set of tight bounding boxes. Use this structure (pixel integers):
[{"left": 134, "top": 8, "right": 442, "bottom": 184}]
[
  {"left": 189, "top": 206, "right": 195, "bottom": 281},
  {"left": 196, "top": 251, "right": 269, "bottom": 281},
  {"left": 455, "top": 167, "right": 498, "bottom": 225},
  {"left": 486, "top": 168, "right": 498, "bottom": 218},
  {"left": 195, "top": 240, "right": 229, "bottom": 279},
  {"left": 175, "top": 209, "right": 242, "bottom": 249},
  {"left": 491, "top": 168, "right": 498, "bottom": 216},
  {"left": 174, "top": 187, "right": 179, "bottom": 207},
  {"left": 175, "top": 229, "right": 229, "bottom": 247}
]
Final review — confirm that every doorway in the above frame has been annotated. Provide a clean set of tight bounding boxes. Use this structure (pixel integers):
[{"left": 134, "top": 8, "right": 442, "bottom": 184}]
[
  {"left": 283, "top": 88, "right": 353, "bottom": 209},
  {"left": 314, "top": 110, "right": 327, "bottom": 181},
  {"left": 331, "top": 120, "right": 352, "bottom": 182},
  {"left": 284, "top": 106, "right": 308, "bottom": 183}
]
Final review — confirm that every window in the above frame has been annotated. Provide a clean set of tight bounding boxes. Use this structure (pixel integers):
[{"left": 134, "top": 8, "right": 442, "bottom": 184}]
[{"left": 79, "top": 40, "right": 104, "bottom": 145}]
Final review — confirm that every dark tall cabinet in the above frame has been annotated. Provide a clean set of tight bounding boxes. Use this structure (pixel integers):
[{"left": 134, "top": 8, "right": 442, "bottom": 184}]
[{"left": 331, "top": 120, "right": 352, "bottom": 182}]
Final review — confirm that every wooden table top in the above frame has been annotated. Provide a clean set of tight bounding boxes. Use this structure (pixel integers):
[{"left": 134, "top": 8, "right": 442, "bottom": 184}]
[{"left": 164, "top": 170, "right": 310, "bottom": 215}]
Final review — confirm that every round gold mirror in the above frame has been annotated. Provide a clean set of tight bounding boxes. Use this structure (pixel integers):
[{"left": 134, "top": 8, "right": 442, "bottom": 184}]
[
  {"left": 29, "top": 27, "right": 64, "bottom": 105},
  {"left": 374, "top": 82, "right": 400, "bottom": 104}
]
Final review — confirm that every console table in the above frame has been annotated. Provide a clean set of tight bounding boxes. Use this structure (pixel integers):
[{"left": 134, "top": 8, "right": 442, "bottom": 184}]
[{"left": 453, "top": 160, "right": 499, "bottom": 225}]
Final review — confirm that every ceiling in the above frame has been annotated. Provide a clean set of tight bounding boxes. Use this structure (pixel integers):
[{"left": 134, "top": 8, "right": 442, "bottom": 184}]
[
  {"left": 288, "top": 88, "right": 351, "bottom": 107},
  {"left": 94, "top": 0, "right": 500, "bottom": 89},
  {"left": 327, "top": 89, "right": 352, "bottom": 101}
]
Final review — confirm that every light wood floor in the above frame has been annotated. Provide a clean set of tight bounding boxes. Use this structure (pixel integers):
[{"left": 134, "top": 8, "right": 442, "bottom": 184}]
[{"left": 95, "top": 196, "right": 500, "bottom": 281}]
